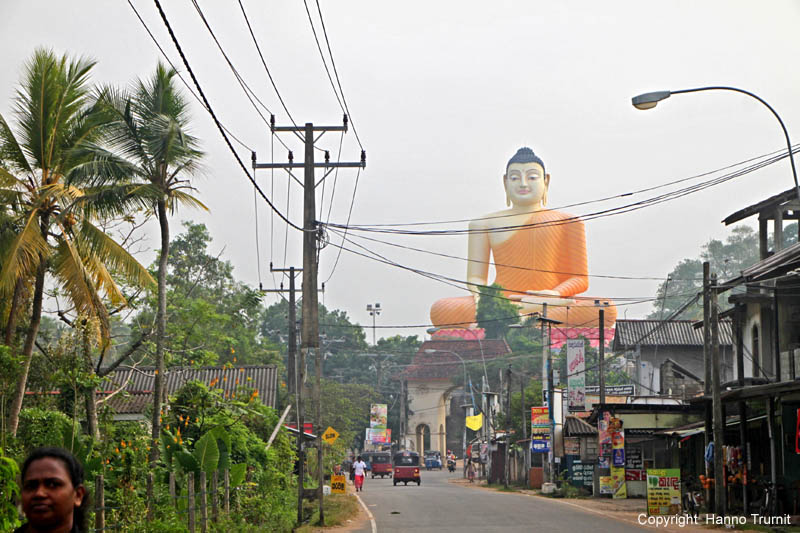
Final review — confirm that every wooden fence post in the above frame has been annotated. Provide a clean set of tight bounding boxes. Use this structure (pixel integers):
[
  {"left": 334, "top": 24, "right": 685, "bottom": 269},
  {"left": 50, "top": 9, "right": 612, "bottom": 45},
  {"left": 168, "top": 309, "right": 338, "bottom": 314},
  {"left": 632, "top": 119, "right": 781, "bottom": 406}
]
[
  {"left": 146, "top": 472, "right": 154, "bottom": 521},
  {"left": 223, "top": 468, "right": 230, "bottom": 513},
  {"left": 187, "top": 472, "right": 196, "bottom": 533},
  {"left": 169, "top": 471, "right": 176, "bottom": 509},
  {"left": 95, "top": 474, "right": 104, "bottom": 533},
  {"left": 200, "top": 471, "right": 208, "bottom": 533},
  {"left": 211, "top": 470, "right": 219, "bottom": 523}
]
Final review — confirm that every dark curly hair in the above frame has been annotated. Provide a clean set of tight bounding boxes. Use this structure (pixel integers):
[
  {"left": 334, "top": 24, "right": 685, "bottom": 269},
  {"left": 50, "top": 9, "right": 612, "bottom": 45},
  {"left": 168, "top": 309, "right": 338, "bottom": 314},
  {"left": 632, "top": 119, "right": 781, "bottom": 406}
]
[{"left": 21, "top": 447, "right": 89, "bottom": 532}]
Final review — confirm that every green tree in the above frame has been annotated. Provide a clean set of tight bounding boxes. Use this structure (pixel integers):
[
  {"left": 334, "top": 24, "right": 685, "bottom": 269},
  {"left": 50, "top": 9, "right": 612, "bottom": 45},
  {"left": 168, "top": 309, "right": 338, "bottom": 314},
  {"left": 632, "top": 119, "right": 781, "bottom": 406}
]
[
  {"left": 85, "top": 63, "right": 205, "bottom": 465},
  {"left": 0, "top": 49, "right": 154, "bottom": 435},
  {"left": 647, "top": 224, "right": 796, "bottom": 319},
  {"left": 476, "top": 283, "right": 520, "bottom": 339},
  {"left": 133, "top": 222, "right": 280, "bottom": 368}
]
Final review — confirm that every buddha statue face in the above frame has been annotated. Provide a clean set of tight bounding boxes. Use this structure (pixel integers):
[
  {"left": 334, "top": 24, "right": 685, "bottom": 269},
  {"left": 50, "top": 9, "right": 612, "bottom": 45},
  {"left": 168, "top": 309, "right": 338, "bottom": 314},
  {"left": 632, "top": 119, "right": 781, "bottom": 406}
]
[{"left": 503, "top": 161, "right": 550, "bottom": 208}]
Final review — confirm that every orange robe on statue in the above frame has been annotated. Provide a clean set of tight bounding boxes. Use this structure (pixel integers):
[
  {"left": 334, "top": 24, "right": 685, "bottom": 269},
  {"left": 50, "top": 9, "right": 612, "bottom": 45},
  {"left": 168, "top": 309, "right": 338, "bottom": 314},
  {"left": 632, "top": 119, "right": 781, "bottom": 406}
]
[{"left": 430, "top": 210, "right": 617, "bottom": 328}]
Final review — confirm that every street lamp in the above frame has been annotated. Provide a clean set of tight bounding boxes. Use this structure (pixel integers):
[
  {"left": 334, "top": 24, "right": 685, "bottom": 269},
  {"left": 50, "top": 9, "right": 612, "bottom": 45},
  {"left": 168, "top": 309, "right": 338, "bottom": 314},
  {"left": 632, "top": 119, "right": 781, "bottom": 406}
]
[
  {"left": 366, "top": 303, "right": 382, "bottom": 347},
  {"left": 425, "top": 348, "right": 470, "bottom": 477},
  {"left": 632, "top": 86, "right": 800, "bottom": 201}
]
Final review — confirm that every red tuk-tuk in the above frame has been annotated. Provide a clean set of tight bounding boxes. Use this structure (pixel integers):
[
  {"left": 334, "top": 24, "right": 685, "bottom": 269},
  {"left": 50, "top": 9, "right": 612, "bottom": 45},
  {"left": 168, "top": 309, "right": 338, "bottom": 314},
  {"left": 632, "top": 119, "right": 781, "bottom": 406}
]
[
  {"left": 370, "top": 452, "right": 392, "bottom": 478},
  {"left": 393, "top": 451, "right": 421, "bottom": 486}
]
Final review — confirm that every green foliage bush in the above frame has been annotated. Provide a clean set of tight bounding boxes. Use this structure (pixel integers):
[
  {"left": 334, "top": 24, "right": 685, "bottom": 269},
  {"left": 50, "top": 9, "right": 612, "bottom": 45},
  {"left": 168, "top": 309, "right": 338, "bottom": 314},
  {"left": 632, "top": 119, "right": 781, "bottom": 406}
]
[{"left": 15, "top": 407, "right": 72, "bottom": 454}]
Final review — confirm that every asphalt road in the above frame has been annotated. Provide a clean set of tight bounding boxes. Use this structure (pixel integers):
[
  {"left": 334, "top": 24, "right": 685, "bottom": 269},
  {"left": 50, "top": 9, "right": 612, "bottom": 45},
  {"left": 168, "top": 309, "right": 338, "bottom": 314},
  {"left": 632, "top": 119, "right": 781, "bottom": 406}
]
[{"left": 352, "top": 468, "right": 646, "bottom": 533}]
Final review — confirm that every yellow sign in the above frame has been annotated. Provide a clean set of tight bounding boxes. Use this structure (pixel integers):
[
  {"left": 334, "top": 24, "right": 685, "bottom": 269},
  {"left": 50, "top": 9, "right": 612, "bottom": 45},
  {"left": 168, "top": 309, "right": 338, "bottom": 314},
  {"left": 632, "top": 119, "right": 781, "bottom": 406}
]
[
  {"left": 322, "top": 426, "right": 339, "bottom": 444},
  {"left": 331, "top": 474, "right": 346, "bottom": 494},
  {"left": 646, "top": 469, "right": 681, "bottom": 515},
  {"left": 466, "top": 413, "right": 483, "bottom": 431}
]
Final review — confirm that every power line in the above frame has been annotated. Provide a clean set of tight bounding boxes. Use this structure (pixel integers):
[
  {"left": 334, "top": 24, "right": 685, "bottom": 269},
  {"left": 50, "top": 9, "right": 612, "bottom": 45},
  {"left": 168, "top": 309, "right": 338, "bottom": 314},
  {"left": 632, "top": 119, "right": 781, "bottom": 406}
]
[
  {"left": 327, "top": 226, "right": 699, "bottom": 282},
  {"left": 323, "top": 166, "right": 362, "bottom": 283},
  {"left": 151, "top": 0, "right": 302, "bottom": 232},
  {"left": 301, "top": 0, "right": 344, "bottom": 113},
  {"left": 330, "top": 145, "right": 796, "bottom": 229},
  {"left": 326, "top": 228, "right": 696, "bottom": 304},
  {"left": 325, "top": 146, "right": 795, "bottom": 236},
  {"left": 125, "top": 0, "right": 253, "bottom": 152},
  {"left": 236, "top": 0, "right": 304, "bottom": 145},
  {"left": 314, "top": 0, "right": 364, "bottom": 151}
]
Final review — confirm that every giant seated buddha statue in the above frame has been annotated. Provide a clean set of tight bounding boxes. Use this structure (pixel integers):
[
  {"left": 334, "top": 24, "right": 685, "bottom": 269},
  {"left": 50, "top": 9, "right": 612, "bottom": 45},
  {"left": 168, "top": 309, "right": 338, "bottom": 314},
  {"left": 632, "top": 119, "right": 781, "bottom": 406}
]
[{"left": 430, "top": 147, "right": 616, "bottom": 329}]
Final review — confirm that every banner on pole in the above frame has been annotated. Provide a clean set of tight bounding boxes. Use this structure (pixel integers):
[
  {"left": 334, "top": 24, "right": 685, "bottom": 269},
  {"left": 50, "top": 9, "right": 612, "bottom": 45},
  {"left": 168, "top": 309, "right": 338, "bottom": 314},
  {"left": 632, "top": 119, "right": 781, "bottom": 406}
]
[{"left": 567, "top": 339, "right": 586, "bottom": 412}]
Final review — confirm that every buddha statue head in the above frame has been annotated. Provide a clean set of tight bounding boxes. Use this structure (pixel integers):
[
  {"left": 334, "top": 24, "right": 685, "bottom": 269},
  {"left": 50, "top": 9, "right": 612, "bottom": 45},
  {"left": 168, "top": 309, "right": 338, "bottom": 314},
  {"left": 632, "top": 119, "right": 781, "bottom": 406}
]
[{"left": 504, "top": 147, "right": 550, "bottom": 208}]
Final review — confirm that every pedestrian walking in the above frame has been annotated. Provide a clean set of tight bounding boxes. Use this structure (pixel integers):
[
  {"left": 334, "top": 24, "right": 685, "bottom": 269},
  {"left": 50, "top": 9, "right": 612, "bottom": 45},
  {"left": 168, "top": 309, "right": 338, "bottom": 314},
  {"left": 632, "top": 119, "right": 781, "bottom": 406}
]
[
  {"left": 467, "top": 459, "right": 476, "bottom": 483},
  {"left": 353, "top": 455, "right": 368, "bottom": 492}
]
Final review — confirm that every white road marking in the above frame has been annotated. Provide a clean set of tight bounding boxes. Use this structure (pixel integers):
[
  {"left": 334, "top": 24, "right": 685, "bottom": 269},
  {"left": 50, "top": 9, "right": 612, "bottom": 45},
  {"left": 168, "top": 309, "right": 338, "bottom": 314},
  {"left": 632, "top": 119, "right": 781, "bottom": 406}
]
[{"left": 355, "top": 491, "right": 377, "bottom": 533}]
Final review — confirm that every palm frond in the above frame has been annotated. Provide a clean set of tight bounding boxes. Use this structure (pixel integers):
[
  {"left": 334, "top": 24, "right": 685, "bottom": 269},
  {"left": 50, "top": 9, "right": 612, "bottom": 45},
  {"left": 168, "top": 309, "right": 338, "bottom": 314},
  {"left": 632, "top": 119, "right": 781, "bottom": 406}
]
[
  {"left": 0, "top": 208, "right": 48, "bottom": 294},
  {"left": 77, "top": 220, "right": 156, "bottom": 291},
  {"left": 50, "top": 233, "right": 111, "bottom": 340},
  {"left": 167, "top": 190, "right": 208, "bottom": 213},
  {"left": 0, "top": 112, "right": 32, "bottom": 173}
]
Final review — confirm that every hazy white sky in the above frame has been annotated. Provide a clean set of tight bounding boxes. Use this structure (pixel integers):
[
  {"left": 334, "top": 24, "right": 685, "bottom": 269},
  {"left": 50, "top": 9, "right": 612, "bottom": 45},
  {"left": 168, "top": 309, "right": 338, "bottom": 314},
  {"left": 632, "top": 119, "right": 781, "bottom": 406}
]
[{"left": 2, "top": 0, "right": 800, "bottom": 342}]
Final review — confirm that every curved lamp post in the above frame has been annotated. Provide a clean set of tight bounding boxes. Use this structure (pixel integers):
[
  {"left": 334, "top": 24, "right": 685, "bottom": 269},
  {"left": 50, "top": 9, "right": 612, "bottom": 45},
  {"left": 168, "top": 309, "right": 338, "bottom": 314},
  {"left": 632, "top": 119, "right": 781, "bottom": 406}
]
[
  {"left": 425, "top": 348, "right": 470, "bottom": 476},
  {"left": 632, "top": 86, "right": 800, "bottom": 200}
]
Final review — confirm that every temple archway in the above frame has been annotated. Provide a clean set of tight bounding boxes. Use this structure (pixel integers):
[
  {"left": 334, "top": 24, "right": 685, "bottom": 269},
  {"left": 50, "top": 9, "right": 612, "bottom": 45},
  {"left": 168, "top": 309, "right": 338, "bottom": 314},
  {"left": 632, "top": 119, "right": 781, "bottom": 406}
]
[{"left": 415, "top": 424, "right": 431, "bottom": 453}]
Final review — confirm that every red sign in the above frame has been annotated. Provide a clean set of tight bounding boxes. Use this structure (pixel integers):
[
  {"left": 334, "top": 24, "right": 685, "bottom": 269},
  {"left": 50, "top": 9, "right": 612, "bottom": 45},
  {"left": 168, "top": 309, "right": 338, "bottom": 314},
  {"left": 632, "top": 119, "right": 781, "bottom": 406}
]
[
  {"left": 626, "top": 469, "right": 644, "bottom": 481},
  {"left": 285, "top": 422, "right": 314, "bottom": 433}
]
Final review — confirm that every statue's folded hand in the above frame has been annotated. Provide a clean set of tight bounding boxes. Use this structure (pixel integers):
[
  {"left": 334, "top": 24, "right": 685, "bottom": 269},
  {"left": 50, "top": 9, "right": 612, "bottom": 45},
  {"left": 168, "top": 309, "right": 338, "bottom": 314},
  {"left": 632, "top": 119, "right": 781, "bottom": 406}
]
[{"left": 508, "top": 292, "right": 576, "bottom": 315}]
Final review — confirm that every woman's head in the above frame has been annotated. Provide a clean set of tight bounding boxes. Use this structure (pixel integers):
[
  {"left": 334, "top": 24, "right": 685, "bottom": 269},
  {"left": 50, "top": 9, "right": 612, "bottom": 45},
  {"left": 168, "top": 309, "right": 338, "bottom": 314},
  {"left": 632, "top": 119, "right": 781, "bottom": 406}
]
[
  {"left": 20, "top": 447, "right": 87, "bottom": 532},
  {"left": 356, "top": 456, "right": 362, "bottom": 462}
]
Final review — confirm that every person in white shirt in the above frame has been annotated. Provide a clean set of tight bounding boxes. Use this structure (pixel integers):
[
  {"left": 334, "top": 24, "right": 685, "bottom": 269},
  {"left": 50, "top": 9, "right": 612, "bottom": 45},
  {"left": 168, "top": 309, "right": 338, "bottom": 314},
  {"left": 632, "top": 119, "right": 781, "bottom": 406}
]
[{"left": 353, "top": 456, "right": 367, "bottom": 492}]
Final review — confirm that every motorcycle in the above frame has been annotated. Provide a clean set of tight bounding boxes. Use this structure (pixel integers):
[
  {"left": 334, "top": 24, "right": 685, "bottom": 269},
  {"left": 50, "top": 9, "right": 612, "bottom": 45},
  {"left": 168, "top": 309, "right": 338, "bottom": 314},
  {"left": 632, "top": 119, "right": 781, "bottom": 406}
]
[{"left": 447, "top": 458, "right": 456, "bottom": 473}]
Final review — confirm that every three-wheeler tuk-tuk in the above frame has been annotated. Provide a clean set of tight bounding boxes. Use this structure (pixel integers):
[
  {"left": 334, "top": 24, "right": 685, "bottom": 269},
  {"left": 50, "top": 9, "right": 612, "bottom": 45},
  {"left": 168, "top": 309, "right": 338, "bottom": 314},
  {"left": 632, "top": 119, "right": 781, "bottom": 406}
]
[
  {"left": 393, "top": 451, "right": 421, "bottom": 486},
  {"left": 370, "top": 452, "right": 392, "bottom": 478}
]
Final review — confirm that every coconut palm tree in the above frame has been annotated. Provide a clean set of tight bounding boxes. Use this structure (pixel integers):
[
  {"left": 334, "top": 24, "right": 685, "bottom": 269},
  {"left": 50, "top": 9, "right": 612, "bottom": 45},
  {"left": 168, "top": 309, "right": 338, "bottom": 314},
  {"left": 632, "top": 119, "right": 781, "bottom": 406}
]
[
  {"left": 77, "top": 63, "right": 205, "bottom": 464},
  {"left": 0, "top": 49, "right": 156, "bottom": 435}
]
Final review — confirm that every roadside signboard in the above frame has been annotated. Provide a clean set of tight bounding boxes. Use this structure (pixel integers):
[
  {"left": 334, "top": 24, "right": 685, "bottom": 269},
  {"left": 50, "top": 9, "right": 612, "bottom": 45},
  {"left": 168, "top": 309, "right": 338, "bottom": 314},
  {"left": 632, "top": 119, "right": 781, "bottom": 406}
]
[
  {"left": 331, "top": 474, "right": 346, "bottom": 494},
  {"left": 322, "top": 426, "right": 339, "bottom": 445},
  {"left": 646, "top": 469, "right": 681, "bottom": 516},
  {"left": 564, "top": 437, "right": 580, "bottom": 456},
  {"left": 566, "top": 458, "right": 593, "bottom": 488},
  {"left": 531, "top": 406, "right": 551, "bottom": 453},
  {"left": 566, "top": 339, "right": 586, "bottom": 412}
]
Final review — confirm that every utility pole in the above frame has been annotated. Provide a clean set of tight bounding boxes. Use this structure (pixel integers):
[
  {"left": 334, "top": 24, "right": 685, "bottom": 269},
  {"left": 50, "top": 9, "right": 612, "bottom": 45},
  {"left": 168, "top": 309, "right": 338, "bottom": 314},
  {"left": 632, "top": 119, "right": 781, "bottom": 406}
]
[
  {"left": 261, "top": 265, "right": 302, "bottom": 524},
  {"left": 711, "top": 273, "right": 726, "bottom": 516},
  {"left": 264, "top": 265, "right": 301, "bottom": 397},
  {"left": 254, "top": 116, "right": 365, "bottom": 527},
  {"left": 598, "top": 302, "right": 606, "bottom": 405},
  {"left": 702, "top": 261, "right": 712, "bottom": 510},
  {"left": 504, "top": 364, "right": 511, "bottom": 488},
  {"left": 521, "top": 376, "right": 529, "bottom": 487},
  {"left": 546, "top": 320, "right": 555, "bottom": 483},
  {"left": 540, "top": 303, "right": 548, "bottom": 482}
]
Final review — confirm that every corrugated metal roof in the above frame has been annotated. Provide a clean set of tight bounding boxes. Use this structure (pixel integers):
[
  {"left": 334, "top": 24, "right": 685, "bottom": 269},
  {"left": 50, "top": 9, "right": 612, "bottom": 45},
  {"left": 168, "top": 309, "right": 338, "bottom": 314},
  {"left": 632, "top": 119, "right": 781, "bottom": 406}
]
[
  {"left": 723, "top": 187, "right": 798, "bottom": 226},
  {"left": 613, "top": 319, "right": 732, "bottom": 349},
  {"left": 99, "top": 365, "right": 278, "bottom": 409},
  {"left": 404, "top": 339, "right": 511, "bottom": 380}
]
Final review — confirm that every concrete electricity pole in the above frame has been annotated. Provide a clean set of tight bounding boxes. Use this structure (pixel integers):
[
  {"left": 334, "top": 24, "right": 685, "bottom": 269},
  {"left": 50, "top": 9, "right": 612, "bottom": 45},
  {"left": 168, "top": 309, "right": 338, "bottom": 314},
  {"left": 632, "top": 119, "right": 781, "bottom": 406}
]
[
  {"left": 711, "top": 273, "right": 726, "bottom": 516},
  {"left": 254, "top": 116, "right": 364, "bottom": 526},
  {"left": 261, "top": 265, "right": 301, "bottom": 523},
  {"left": 702, "top": 261, "right": 712, "bottom": 510}
]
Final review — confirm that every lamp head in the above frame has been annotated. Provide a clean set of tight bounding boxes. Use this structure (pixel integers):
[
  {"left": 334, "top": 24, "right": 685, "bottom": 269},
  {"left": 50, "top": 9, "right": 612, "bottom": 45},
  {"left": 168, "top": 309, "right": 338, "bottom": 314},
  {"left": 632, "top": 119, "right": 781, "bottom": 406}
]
[{"left": 632, "top": 91, "right": 671, "bottom": 110}]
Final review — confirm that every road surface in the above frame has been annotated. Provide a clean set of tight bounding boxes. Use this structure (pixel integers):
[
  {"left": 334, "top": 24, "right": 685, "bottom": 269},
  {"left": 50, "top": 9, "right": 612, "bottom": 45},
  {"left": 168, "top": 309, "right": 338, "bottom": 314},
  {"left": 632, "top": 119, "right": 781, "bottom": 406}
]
[{"left": 351, "top": 468, "right": 646, "bottom": 533}]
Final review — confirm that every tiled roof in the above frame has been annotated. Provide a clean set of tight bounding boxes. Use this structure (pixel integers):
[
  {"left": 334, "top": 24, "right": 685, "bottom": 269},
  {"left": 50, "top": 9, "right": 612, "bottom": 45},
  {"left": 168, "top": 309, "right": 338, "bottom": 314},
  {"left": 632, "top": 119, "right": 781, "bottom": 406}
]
[
  {"left": 612, "top": 319, "right": 732, "bottom": 350},
  {"left": 404, "top": 339, "right": 510, "bottom": 381},
  {"left": 100, "top": 390, "right": 153, "bottom": 415},
  {"left": 98, "top": 365, "right": 278, "bottom": 409},
  {"left": 564, "top": 416, "right": 597, "bottom": 436}
]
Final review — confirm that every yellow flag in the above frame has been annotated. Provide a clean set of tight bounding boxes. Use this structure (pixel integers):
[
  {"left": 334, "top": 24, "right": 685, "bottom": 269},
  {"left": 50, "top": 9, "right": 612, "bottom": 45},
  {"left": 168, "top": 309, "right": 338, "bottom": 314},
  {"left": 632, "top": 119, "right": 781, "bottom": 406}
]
[{"left": 465, "top": 413, "right": 483, "bottom": 431}]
